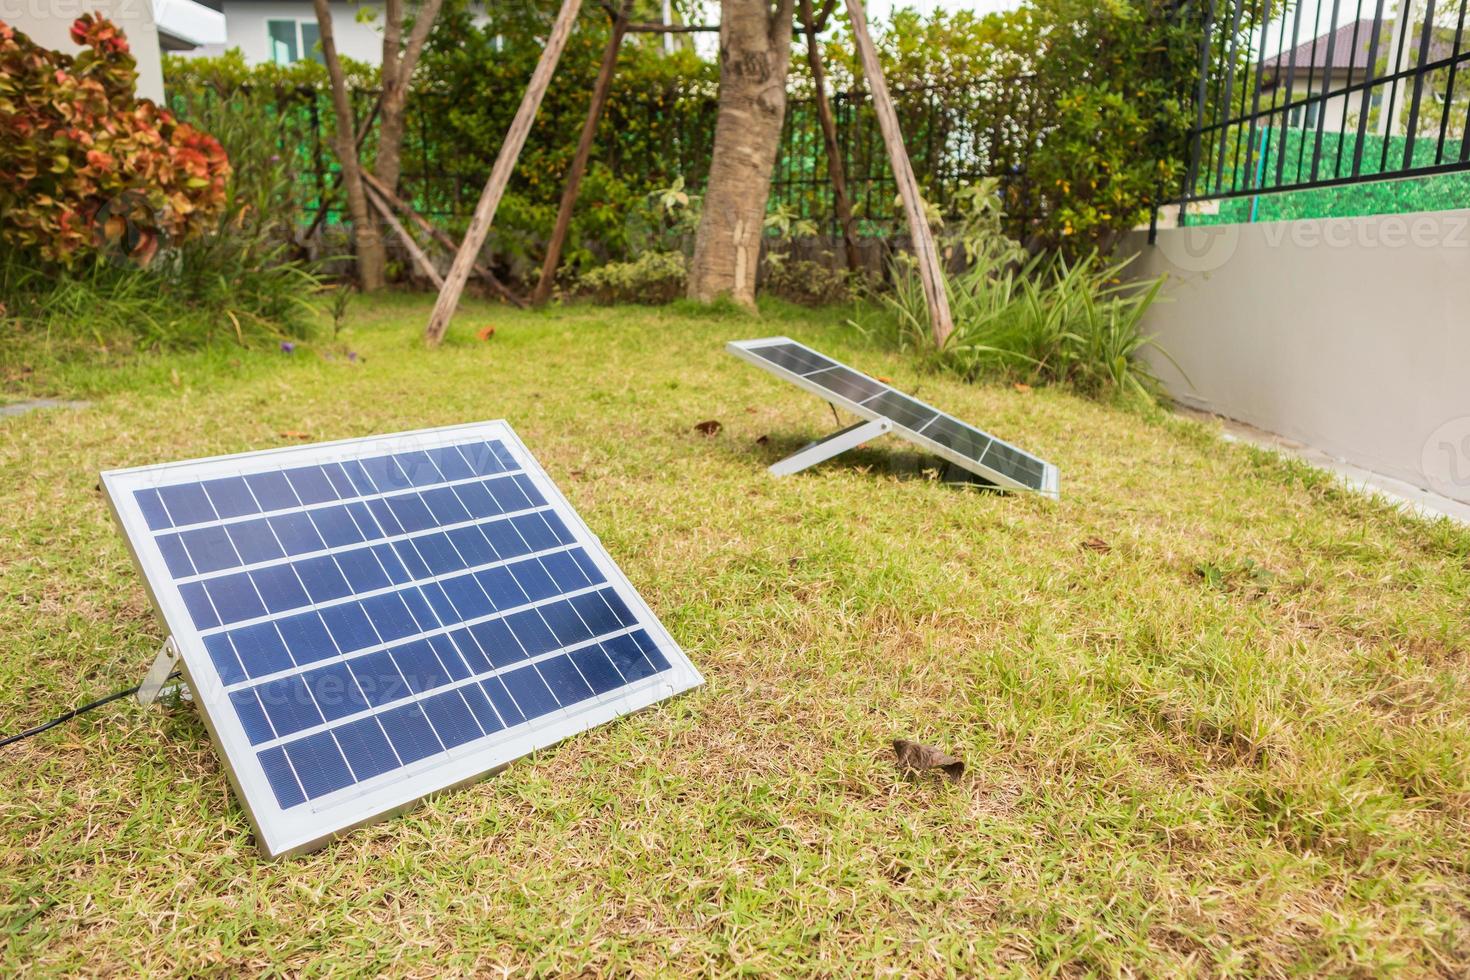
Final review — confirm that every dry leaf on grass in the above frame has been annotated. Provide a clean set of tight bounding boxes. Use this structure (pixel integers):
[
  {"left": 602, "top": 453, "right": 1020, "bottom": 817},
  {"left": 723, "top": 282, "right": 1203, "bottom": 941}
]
[
  {"left": 893, "top": 739, "right": 965, "bottom": 780},
  {"left": 693, "top": 420, "right": 722, "bottom": 437},
  {"left": 1081, "top": 536, "right": 1111, "bottom": 553},
  {"left": 279, "top": 430, "right": 311, "bottom": 440},
  {"left": 755, "top": 434, "right": 769, "bottom": 445},
  {"left": 476, "top": 325, "right": 496, "bottom": 342},
  {"left": 1014, "top": 382, "right": 1032, "bottom": 393}
]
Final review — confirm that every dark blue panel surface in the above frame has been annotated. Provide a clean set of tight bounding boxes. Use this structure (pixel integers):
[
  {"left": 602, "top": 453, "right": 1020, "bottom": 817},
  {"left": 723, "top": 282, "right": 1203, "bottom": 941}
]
[
  {"left": 538, "top": 655, "right": 595, "bottom": 706},
  {"left": 156, "top": 533, "right": 195, "bottom": 579},
  {"left": 499, "top": 664, "right": 559, "bottom": 719},
  {"left": 379, "top": 701, "right": 442, "bottom": 764},
  {"left": 204, "top": 633, "right": 246, "bottom": 685},
  {"left": 251, "top": 564, "right": 309, "bottom": 614},
  {"left": 335, "top": 547, "right": 391, "bottom": 593},
  {"left": 284, "top": 465, "right": 338, "bottom": 505},
  {"left": 227, "top": 519, "right": 285, "bottom": 565},
  {"left": 134, "top": 487, "right": 172, "bottom": 531},
  {"left": 333, "top": 716, "right": 400, "bottom": 781},
  {"left": 258, "top": 746, "right": 305, "bottom": 808},
  {"left": 202, "top": 476, "right": 258, "bottom": 519},
  {"left": 569, "top": 646, "right": 626, "bottom": 695},
  {"left": 283, "top": 731, "right": 354, "bottom": 799},
  {"left": 229, "top": 689, "right": 275, "bottom": 744},
  {"left": 302, "top": 660, "right": 370, "bottom": 721},
  {"left": 320, "top": 602, "right": 379, "bottom": 653},
  {"left": 274, "top": 611, "right": 336, "bottom": 666},
  {"left": 245, "top": 471, "right": 298, "bottom": 512},
  {"left": 159, "top": 482, "right": 215, "bottom": 526},
  {"left": 422, "top": 690, "right": 482, "bottom": 748},
  {"left": 600, "top": 632, "right": 660, "bottom": 683},
  {"left": 256, "top": 673, "right": 324, "bottom": 738},
  {"left": 229, "top": 620, "right": 295, "bottom": 677},
  {"left": 180, "top": 525, "right": 240, "bottom": 574},
  {"left": 309, "top": 505, "right": 365, "bottom": 548}
]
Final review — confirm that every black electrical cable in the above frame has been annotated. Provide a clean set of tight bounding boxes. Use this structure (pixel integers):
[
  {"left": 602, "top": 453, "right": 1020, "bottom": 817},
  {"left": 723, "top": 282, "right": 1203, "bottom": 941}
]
[{"left": 0, "top": 671, "right": 181, "bottom": 749}]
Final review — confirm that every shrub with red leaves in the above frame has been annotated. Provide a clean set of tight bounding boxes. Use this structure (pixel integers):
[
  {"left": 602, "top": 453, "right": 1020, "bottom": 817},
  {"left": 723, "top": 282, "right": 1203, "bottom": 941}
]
[{"left": 0, "top": 15, "right": 231, "bottom": 267}]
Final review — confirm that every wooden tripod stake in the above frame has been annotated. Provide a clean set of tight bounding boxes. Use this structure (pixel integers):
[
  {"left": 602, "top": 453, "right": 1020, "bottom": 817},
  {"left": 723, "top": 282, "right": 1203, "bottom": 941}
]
[
  {"left": 843, "top": 0, "right": 953, "bottom": 346},
  {"left": 425, "top": 0, "right": 585, "bottom": 344},
  {"left": 533, "top": 0, "right": 634, "bottom": 305}
]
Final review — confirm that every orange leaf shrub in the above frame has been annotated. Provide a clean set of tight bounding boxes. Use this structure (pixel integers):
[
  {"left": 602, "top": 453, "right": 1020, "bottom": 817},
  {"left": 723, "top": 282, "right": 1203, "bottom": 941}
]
[{"left": 0, "top": 15, "right": 231, "bottom": 267}]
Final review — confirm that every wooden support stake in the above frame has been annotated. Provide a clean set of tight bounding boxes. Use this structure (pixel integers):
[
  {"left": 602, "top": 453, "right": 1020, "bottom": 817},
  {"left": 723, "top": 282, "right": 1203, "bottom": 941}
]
[
  {"left": 367, "top": 184, "right": 443, "bottom": 288},
  {"left": 362, "top": 170, "right": 526, "bottom": 308},
  {"left": 532, "top": 0, "right": 633, "bottom": 306},
  {"left": 425, "top": 0, "right": 584, "bottom": 345},
  {"left": 799, "top": 0, "right": 861, "bottom": 274},
  {"left": 843, "top": 0, "right": 953, "bottom": 347}
]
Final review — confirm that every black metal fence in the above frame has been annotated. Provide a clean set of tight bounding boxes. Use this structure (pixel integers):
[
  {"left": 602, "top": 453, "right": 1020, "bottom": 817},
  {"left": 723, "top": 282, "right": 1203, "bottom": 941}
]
[
  {"left": 1178, "top": 0, "right": 1470, "bottom": 210},
  {"left": 176, "top": 78, "right": 1047, "bottom": 238}
]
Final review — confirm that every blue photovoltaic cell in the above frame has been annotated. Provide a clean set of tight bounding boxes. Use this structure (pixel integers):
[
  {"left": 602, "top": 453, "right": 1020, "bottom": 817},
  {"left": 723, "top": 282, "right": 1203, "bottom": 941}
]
[{"left": 123, "top": 434, "right": 680, "bottom": 825}]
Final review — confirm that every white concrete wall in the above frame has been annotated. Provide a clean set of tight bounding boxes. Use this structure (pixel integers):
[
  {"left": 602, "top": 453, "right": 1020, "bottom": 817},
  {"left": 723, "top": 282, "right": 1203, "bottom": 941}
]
[
  {"left": 202, "top": 1, "right": 384, "bottom": 65},
  {"left": 3, "top": 0, "right": 165, "bottom": 100},
  {"left": 1127, "top": 208, "right": 1470, "bottom": 506}
]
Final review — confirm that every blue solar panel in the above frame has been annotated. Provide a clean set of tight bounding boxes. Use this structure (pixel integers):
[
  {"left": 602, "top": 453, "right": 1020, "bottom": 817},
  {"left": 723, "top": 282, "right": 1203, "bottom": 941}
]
[
  {"left": 727, "top": 337, "right": 1059, "bottom": 496},
  {"left": 103, "top": 421, "right": 703, "bottom": 857}
]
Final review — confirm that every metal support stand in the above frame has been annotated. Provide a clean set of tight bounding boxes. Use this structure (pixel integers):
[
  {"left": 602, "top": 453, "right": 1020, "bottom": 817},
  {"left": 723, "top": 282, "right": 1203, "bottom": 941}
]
[
  {"left": 770, "top": 417, "right": 892, "bottom": 477},
  {"left": 137, "top": 636, "right": 188, "bottom": 707}
]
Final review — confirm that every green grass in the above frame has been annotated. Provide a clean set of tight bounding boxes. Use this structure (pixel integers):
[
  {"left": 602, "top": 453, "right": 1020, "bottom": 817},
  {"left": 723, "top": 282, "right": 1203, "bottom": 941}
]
[{"left": 2, "top": 294, "right": 1468, "bottom": 975}]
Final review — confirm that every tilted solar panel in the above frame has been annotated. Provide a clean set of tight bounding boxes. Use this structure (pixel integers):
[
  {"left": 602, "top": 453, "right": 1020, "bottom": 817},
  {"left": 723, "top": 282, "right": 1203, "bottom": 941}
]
[
  {"left": 102, "top": 421, "right": 703, "bottom": 857},
  {"left": 727, "top": 337, "right": 1059, "bottom": 497}
]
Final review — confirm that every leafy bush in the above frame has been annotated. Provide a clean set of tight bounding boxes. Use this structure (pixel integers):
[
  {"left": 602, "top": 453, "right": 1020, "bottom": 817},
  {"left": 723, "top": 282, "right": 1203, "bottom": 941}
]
[
  {"left": 579, "top": 251, "right": 686, "bottom": 305},
  {"left": 876, "top": 180, "right": 1172, "bottom": 402},
  {"left": 761, "top": 257, "right": 852, "bottom": 307},
  {"left": 0, "top": 15, "right": 231, "bottom": 267},
  {"left": 0, "top": 18, "right": 321, "bottom": 357}
]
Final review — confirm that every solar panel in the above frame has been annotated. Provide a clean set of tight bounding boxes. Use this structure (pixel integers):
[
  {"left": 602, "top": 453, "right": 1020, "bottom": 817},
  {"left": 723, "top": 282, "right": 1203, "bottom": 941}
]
[
  {"left": 101, "top": 421, "right": 703, "bottom": 858},
  {"left": 727, "top": 337, "right": 1059, "bottom": 497}
]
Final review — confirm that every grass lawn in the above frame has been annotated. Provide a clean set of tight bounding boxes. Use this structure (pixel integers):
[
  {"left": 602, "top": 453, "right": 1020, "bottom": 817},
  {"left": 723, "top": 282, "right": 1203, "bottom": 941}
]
[{"left": 3, "top": 293, "right": 1469, "bottom": 975}]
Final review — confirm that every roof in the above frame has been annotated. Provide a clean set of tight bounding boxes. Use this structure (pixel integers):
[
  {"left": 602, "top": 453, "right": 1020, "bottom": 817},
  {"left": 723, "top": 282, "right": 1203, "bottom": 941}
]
[{"left": 1260, "top": 18, "right": 1458, "bottom": 79}]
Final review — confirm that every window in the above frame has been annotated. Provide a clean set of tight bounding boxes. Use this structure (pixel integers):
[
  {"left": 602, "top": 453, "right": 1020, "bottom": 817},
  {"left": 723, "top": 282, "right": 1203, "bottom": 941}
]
[{"left": 267, "top": 20, "right": 324, "bottom": 66}]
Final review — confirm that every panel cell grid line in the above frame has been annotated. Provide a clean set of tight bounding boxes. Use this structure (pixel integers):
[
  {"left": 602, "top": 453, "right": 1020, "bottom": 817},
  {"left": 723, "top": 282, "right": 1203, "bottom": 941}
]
[
  {"left": 102, "top": 421, "right": 703, "bottom": 858},
  {"left": 727, "top": 337, "right": 1059, "bottom": 497}
]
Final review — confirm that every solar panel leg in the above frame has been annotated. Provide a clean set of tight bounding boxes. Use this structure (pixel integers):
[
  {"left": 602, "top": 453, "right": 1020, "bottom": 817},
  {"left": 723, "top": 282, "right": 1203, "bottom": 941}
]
[
  {"left": 770, "top": 418, "right": 893, "bottom": 477},
  {"left": 136, "top": 636, "right": 187, "bottom": 707}
]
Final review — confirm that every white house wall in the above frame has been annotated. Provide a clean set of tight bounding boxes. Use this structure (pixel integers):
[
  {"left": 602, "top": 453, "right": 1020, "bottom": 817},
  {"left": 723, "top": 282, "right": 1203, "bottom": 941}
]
[
  {"left": 1126, "top": 208, "right": 1470, "bottom": 506},
  {"left": 198, "top": 1, "right": 386, "bottom": 65}
]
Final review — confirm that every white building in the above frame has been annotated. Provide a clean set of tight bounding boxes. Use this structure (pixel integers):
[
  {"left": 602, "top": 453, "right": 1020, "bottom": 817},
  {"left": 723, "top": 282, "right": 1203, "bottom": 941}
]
[{"left": 187, "top": 1, "right": 387, "bottom": 66}]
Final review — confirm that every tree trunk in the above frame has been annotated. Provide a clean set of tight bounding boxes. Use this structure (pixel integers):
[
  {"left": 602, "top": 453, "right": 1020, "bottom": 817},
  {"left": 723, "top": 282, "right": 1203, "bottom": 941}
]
[
  {"left": 687, "top": 0, "right": 796, "bottom": 308},
  {"left": 314, "top": 0, "right": 385, "bottom": 291},
  {"left": 374, "top": 0, "right": 443, "bottom": 195}
]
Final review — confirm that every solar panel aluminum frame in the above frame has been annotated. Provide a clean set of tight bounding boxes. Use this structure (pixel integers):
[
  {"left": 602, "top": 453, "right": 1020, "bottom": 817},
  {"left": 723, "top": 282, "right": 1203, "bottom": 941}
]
[
  {"left": 726, "top": 338, "right": 1059, "bottom": 498},
  {"left": 100, "top": 420, "right": 704, "bottom": 858}
]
